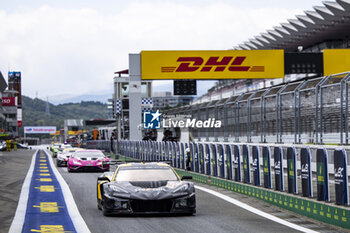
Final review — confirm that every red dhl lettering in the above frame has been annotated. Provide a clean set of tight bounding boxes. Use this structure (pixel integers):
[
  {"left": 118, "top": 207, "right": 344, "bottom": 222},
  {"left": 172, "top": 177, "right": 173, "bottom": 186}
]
[{"left": 161, "top": 56, "right": 264, "bottom": 73}]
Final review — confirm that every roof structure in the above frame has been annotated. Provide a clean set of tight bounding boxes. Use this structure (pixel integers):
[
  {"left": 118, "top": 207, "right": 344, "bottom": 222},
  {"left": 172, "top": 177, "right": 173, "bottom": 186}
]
[{"left": 235, "top": 0, "right": 350, "bottom": 51}]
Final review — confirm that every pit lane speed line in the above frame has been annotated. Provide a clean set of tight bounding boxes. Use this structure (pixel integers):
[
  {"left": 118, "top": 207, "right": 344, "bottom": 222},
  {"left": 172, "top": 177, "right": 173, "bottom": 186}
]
[
  {"left": 9, "top": 149, "right": 90, "bottom": 233},
  {"left": 195, "top": 185, "right": 318, "bottom": 233}
]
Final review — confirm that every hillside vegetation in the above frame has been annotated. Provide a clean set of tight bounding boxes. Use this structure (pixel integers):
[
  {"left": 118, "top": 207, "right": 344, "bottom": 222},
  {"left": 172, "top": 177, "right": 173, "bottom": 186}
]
[{"left": 22, "top": 96, "right": 109, "bottom": 129}]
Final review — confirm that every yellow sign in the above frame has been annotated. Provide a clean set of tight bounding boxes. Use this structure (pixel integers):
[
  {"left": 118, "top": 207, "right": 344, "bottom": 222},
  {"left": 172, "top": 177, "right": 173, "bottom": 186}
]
[
  {"left": 141, "top": 50, "right": 284, "bottom": 79},
  {"left": 38, "top": 178, "right": 52, "bottom": 182},
  {"left": 33, "top": 202, "right": 59, "bottom": 212},
  {"left": 35, "top": 185, "right": 55, "bottom": 192},
  {"left": 30, "top": 225, "right": 65, "bottom": 233},
  {"left": 324, "top": 49, "right": 350, "bottom": 76}
]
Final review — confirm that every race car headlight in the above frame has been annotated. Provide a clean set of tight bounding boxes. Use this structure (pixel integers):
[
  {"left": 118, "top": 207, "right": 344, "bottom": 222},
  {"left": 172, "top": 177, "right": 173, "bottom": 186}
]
[
  {"left": 96, "top": 161, "right": 102, "bottom": 166},
  {"left": 172, "top": 183, "right": 190, "bottom": 193},
  {"left": 72, "top": 160, "right": 82, "bottom": 165},
  {"left": 109, "top": 185, "right": 129, "bottom": 194}
]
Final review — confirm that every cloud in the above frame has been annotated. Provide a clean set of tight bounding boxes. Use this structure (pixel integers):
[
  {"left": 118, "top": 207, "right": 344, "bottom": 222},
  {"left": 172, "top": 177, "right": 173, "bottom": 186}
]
[{"left": 0, "top": 2, "right": 304, "bottom": 99}]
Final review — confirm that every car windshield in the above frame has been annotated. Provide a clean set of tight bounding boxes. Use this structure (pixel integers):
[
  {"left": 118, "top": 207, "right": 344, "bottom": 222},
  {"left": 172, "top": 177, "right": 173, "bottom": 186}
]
[
  {"left": 73, "top": 151, "right": 104, "bottom": 157},
  {"left": 115, "top": 168, "right": 179, "bottom": 182}
]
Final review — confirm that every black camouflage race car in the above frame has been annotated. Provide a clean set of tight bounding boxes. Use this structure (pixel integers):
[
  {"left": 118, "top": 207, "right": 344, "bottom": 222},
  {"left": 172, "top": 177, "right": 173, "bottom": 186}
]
[{"left": 97, "top": 162, "right": 196, "bottom": 216}]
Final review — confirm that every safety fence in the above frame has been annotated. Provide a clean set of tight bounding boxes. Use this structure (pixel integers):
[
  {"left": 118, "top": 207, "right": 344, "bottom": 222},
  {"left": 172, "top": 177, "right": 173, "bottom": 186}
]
[
  {"left": 120, "top": 140, "right": 350, "bottom": 206},
  {"left": 166, "top": 72, "right": 350, "bottom": 144},
  {"left": 119, "top": 140, "right": 350, "bottom": 229},
  {"left": 85, "top": 140, "right": 117, "bottom": 154}
]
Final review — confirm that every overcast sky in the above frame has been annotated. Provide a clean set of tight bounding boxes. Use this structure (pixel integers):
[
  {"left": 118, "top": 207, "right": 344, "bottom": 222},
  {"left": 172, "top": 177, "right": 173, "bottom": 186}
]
[{"left": 0, "top": 0, "right": 323, "bottom": 101}]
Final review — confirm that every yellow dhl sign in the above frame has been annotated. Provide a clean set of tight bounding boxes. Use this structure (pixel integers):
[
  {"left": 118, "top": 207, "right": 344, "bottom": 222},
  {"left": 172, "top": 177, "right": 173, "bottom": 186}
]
[
  {"left": 141, "top": 50, "right": 284, "bottom": 80},
  {"left": 323, "top": 49, "right": 350, "bottom": 76}
]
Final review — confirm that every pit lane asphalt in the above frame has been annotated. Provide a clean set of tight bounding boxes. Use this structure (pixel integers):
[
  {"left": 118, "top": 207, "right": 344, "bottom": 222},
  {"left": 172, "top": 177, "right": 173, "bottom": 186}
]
[
  {"left": 56, "top": 162, "right": 344, "bottom": 233},
  {"left": 0, "top": 149, "right": 35, "bottom": 233}
]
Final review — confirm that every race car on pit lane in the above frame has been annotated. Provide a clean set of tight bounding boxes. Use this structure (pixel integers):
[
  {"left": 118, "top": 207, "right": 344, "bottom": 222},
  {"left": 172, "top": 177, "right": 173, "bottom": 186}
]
[
  {"left": 56, "top": 147, "right": 84, "bottom": 167},
  {"left": 67, "top": 149, "right": 110, "bottom": 172},
  {"left": 50, "top": 144, "right": 61, "bottom": 158},
  {"left": 96, "top": 162, "right": 196, "bottom": 216}
]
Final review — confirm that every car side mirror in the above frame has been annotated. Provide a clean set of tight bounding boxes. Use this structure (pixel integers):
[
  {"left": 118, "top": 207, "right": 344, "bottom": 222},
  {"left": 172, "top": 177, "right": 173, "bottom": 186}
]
[
  {"left": 98, "top": 177, "right": 110, "bottom": 182},
  {"left": 181, "top": 176, "right": 192, "bottom": 180}
]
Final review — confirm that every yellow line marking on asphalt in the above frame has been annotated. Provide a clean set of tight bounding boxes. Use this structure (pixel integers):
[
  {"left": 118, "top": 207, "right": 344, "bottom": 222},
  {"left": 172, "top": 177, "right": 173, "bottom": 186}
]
[
  {"left": 40, "top": 163, "right": 47, "bottom": 166},
  {"left": 40, "top": 160, "right": 47, "bottom": 162},
  {"left": 30, "top": 225, "right": 67, "bottom": 232},
  {"left": 33, "top": 202, "right": 61, "bottom": 212},
  {"left": 39, "top": 167, "right": 48, "bottom": 169},
  {"left": 35, "top": 185, "right": 55, "bottom": 192},
  {"left": 40, "top": 170, "right": 49, "bottom": 172},
  {"left": 40, "top": 173, "right": 51, "bottom": 176},
  {"left": 37, "top": 178, "right": 52, "bottom": 182}
]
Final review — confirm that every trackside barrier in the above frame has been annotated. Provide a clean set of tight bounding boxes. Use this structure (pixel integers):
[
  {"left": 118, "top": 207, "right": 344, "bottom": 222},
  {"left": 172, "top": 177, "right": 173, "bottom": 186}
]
[
  {"left": 274, "top": 146, "right": 284, "bottom": 191},
  {"left": 301, "top": 147, "right": 313, "bottom": 198},
  {"left": 262, "top": 146, "right": 272, "bottom": 189},
  {"left": 174, "top": 143, "right": 179, "bottom": 168},
  {"left": 334, "top": 149, "right": 349, "bottom": 206},
  {"left": 162, "top": 142, "right": 166, "bottom": 160},
  {"left": 252, "top": 145, "right": 260, "bottom": 186},
  {"left": 174, "top": 168, "right": 350, "bottom": 230},
  {"left": 211, "top": 144, "right": 218, "bottom": 177},
  {"left": 205, "top": 144, "right": 211, "bottom": 175},
  {"left": 118, "top": 141, "right": 350, "bottom": 205},
  {"left": 195, "top": 144, "right": 200, "bottom": 173},
  {"left": 287, "top": 147, "right": 298, "bottom": 194},
  {"left": 117, "top": 141, "right": 350, "bottom": 229},
  {"left": 218, "top": 144, "right": 225, "bottom": 179},
  {"left": 233, "top": 144, "right": 241, "bottom": 182},
  {"left": 242, "top": 144, "right": 250, "bottom": 184},
  {"left": 317, "top": 148, "right": 330, "bottom": 202},
  {"left": 199, "top": 144, "right": 204, "bottom": 173},
  {"left": 225, "top": 145, "right": 233, "bottom": 180},
  {"left": 181, "top": 143, "right": 185, "bottom": 169},
  {"left": 190, "top": 143, "right": 195, "bottom": 171}
]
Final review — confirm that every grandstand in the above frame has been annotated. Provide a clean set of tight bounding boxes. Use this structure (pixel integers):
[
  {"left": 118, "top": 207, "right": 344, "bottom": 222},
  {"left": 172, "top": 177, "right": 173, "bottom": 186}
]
[{"left": 167, "top": 0, "right": 350, "bottom": 144}]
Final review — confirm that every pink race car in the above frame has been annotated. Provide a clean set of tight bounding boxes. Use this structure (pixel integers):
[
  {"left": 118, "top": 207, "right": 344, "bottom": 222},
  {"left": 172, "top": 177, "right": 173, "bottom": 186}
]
[{"left": 67, "top": 150, "right": 110, "bottom": 172}]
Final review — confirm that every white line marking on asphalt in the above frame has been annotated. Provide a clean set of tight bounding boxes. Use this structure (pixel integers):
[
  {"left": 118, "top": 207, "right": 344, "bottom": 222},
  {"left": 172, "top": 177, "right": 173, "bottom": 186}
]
[
  {"left": 45, "top": 150, "right": 91, "bottom": 233},
  {"left": 195, "top": 185, "right": 319, "bottom": 233},
  {"left": 9, "top": 150, "right": 38, "bottom": 233}
]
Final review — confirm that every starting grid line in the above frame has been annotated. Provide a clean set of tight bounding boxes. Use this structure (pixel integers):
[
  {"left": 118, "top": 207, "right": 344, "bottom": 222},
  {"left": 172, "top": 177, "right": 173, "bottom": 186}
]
[{"left": 9, "top": 149, "right": 90, "bottom": 233}]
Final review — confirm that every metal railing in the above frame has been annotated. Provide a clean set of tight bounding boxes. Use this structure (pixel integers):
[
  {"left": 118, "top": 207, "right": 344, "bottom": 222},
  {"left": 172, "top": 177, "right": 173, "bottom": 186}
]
[{"left": 166, "top": 72, "right": 350, "bottom": 144}]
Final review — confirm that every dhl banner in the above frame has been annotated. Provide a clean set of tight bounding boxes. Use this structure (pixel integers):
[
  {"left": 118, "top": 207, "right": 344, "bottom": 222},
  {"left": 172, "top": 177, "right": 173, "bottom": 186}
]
[
  {"left": 323, "top": 49, "right": 350, "bottom": 76},
  {"left": 141, "top": 50, "right": 284, "bottom": 79}
]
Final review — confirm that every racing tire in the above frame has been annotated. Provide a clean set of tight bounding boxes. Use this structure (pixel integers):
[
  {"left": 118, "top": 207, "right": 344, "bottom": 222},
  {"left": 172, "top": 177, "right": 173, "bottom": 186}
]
[
  {"left": 56, "top": 160, "right": 61, "bottom": 167},
  {"left": 67, "top": 167, "right": 72, "bottom": 173}
]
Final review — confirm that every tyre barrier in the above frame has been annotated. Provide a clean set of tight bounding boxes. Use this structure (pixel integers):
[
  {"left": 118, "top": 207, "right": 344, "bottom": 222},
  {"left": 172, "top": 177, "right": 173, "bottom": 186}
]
[{"left": 117, "top": 140, "right": 350, "bottom": 229}]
